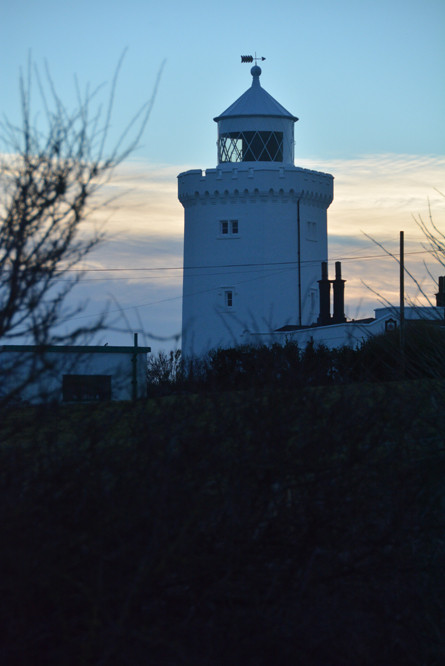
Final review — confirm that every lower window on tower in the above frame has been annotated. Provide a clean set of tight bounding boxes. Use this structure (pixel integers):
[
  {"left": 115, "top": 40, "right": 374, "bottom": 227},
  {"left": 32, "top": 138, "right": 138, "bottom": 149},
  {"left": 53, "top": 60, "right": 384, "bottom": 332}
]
[
  {"left": 309, "top": 289, "right": 318, "bottom": 321},
  {"left": 224, "top": 289, "right": 233, "bottom": 308}
]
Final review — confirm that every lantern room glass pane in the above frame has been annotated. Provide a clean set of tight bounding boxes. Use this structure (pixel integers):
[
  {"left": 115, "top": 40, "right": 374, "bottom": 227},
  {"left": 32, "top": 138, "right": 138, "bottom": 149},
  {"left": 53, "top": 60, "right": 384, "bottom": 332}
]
[
  {"left": 218, "top": 131, "right": 283, "bottom": 163},
  {"left": 219, "top": 136, "right": 243, "bottom": 162}
]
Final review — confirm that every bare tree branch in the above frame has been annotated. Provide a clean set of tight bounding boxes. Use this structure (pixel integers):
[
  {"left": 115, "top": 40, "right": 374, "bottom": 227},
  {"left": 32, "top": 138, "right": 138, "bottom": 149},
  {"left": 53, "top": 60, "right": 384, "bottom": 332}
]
[{"left": 0, "top": 54, "right": 162, "bottom": 349}]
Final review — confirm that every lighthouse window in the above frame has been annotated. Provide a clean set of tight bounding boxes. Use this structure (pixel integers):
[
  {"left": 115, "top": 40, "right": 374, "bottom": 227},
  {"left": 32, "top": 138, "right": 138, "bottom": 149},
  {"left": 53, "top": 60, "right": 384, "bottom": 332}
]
[
  {"left": 219, "top": 219, "right": 239, "bottom": 237},
  {"left": 218, "top": 131, "right": 283, "bottom": 163},
  {"left": 225, "top": 290, "right": 233, "bottom": 308},
  {"left": 310, "top": 289, "right": 317, "bottom": 319}
]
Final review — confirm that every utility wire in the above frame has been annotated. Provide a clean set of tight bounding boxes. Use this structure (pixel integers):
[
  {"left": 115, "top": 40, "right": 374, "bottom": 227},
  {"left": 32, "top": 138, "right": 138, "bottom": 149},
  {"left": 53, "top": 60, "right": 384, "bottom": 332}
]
[{"left": 40, "top": 247, "right": 434, "bottom": 276}]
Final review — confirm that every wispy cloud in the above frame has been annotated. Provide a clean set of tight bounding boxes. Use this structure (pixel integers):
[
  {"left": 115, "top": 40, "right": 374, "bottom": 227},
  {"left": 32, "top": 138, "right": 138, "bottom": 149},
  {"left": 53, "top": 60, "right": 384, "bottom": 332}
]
[
  {"left": 303, "top": 154, "right": 445, "bottom": 317},
  {"left": 71, "top": 154, "right": 445, "bottom": 347},
  {"left": 306, "top": 153, "right": 445, "bottom": 236}
]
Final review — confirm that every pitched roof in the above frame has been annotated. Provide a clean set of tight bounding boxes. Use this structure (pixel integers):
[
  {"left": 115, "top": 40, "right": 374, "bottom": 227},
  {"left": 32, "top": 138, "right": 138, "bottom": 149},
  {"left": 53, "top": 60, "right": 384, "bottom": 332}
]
[{"left": 214, "top": 66, "right": 298, "bottom": 122}]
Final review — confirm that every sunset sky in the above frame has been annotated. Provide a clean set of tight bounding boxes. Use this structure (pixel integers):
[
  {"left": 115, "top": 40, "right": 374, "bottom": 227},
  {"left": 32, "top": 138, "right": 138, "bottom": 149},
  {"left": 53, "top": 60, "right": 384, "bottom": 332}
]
[{"left": 2, "top": 0, "right": 444, "bottom": 351}]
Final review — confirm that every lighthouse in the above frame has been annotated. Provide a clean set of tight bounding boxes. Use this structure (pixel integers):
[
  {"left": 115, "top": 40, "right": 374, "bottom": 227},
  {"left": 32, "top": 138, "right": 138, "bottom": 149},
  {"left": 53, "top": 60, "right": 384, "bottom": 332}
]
[{"left": 178, "top": 64, "right": 334, "bottom": 357}]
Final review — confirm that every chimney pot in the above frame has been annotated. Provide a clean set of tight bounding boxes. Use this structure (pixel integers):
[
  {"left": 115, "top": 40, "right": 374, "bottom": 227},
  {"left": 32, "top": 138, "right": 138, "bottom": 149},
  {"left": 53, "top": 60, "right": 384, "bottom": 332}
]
[
  {"left": 318, "top": 262, "right": 331, "bottom": 325},
  {"left": 332, "top": 261, "right": 346, "bottom": 324}
]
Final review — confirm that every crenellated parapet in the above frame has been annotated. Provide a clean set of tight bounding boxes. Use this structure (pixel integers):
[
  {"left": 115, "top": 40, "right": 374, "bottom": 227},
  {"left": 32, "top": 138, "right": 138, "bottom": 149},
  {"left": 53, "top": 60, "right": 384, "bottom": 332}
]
[{"left": 178, "top": 166, "right": 334, "bottom": 207}]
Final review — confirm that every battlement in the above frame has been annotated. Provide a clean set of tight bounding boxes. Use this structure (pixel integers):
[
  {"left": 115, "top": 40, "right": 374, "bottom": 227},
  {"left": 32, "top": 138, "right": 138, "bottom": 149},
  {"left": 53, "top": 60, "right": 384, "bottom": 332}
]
[{"left": 178, "top": 165, "right": 333, "bottom": 207}]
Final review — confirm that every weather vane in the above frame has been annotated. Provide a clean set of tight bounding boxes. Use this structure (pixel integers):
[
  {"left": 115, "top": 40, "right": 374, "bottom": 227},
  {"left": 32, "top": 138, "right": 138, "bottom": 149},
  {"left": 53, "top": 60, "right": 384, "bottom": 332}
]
[{"left": 240, "top": 53, "right": 266, "bottom": 64}]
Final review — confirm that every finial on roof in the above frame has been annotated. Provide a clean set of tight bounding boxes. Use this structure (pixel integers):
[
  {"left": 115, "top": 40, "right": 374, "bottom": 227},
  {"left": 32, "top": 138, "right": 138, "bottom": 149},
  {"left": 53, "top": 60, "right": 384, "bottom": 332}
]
[
  {"left": 251, "top": 65, "right": 262, "bottom": 84},
  {"left": 240, "top": 53, "right": 265, "bottom": 86}
]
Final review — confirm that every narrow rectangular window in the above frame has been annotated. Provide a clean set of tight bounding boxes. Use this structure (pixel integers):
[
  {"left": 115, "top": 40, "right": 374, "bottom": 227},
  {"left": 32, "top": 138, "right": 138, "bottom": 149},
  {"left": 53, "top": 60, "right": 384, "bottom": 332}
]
[
  {"left": 220, "top": 220, "right": 229, "bottom": 235},
  {"left": 225, "top": 290, "right": 233, "bottom": 308},
  {"left": 310, "top": 289, "right": 317, "bottom": 317},
  {"left": 231, "top": 220, "right": 239, "bottom": 234}
]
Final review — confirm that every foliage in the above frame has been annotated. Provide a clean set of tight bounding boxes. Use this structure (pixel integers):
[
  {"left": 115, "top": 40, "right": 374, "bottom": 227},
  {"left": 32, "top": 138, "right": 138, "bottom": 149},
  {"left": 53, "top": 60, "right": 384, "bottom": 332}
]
[
  {"left": 146, "top": 349, "right": 183, "bottom": 395},
  {"left": 147, "top": 323, "right": 445, "bottom": 396},
  {"left": 1, "top": 381, "right": 444, "bottom": 664},
  {"left": 358, "top": 321, "right": 445, "bottom": 381},
  {"left": 415, "top": 194, "right": 445, "bottom": 275},
  {"left": 0, "top": 55, "right": 157, "bottom": 347},
  {"left": 0, "top": 56, "right": 160, "bottom": 407}
]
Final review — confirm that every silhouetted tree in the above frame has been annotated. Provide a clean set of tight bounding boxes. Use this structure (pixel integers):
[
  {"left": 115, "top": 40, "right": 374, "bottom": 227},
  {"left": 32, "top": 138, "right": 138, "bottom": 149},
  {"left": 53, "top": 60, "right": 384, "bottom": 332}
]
[
  {"left": 0, "top": 55, "right": 161, "bottom": 402},
  {"left": 0, "top": 55, "right": 159, "bottom": 347}
]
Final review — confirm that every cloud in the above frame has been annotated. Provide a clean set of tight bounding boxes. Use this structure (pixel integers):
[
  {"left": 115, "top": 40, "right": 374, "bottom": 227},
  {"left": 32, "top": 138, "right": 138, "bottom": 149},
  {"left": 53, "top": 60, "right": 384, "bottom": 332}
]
[
  {"left": 306, "top": 153, "right": 445, "bottom": 236},
  {"left": 87, "top": 161, "right": 186, "bottom": 241},
  {"left": 302, "top": 154, "right": 445, "bottom": 317},
  {"left": 72, "top": 154, "right": 445, "bottom": 348}
]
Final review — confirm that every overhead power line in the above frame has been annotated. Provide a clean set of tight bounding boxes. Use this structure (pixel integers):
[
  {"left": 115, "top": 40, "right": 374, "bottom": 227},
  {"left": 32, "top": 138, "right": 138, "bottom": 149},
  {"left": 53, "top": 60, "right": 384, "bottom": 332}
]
[{"left": 49, "top": 248, "right": 434, "bottom": 275}]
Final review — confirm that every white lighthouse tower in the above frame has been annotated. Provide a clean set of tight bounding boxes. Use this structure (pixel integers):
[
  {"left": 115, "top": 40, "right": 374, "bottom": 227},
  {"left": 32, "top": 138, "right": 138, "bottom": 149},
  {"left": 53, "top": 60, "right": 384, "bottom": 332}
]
[{"left": 178, "top": 64, "right": 334, "bottom": 357}]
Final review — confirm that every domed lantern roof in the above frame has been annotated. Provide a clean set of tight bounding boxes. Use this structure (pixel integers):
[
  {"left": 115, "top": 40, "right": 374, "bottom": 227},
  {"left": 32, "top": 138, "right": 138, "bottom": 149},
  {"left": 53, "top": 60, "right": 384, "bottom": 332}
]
[{"left": 214, "top": 66, "right": 298, "bottom": 166}]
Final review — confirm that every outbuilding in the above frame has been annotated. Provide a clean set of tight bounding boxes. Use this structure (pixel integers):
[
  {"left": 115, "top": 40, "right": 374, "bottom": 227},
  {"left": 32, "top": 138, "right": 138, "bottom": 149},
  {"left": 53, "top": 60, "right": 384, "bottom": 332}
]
[{"left": 1, "top": 339, "right": 151, "bottom": 404}]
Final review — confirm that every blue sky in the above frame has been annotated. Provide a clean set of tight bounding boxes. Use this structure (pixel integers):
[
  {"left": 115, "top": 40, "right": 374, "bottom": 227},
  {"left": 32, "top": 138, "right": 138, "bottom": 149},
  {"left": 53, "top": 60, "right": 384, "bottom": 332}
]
[{"left": 2, "top": 0, "right": 445, "bottom": 350}]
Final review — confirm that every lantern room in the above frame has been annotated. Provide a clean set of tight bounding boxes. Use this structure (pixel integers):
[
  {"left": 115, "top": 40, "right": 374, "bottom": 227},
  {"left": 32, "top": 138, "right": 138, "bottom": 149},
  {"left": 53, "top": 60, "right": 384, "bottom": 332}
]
[{"left": 213, "top": 65, "right": 298, "bottom": 167}]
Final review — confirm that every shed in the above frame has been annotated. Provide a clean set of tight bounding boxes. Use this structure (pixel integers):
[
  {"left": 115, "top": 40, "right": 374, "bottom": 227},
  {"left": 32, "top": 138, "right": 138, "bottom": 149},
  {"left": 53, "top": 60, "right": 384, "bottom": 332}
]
[{"left": 0, "top": 341, "right": 151, "bottom": 403}]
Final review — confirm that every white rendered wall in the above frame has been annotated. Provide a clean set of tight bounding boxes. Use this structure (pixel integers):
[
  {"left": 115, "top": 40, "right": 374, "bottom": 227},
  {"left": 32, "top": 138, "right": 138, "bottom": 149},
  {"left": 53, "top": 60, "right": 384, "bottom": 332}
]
[
  {"left": 247, "top": 306, "right": 445, "bottom": 350},
  {"left": 179, "top": 165, "right": 333, "bottom": 357}
]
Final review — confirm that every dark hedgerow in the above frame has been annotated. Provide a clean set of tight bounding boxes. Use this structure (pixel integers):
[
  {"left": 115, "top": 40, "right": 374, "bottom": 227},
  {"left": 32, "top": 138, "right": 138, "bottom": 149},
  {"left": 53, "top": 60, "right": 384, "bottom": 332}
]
[
  {"left": 147, "top": 323, "right": 445, "bottom": 396},
  {"left": 2, "top": 326, "right": 445, "bottom": 664},
  {"left": 1, "top": 381, "right": 445, "bottom": 665}
]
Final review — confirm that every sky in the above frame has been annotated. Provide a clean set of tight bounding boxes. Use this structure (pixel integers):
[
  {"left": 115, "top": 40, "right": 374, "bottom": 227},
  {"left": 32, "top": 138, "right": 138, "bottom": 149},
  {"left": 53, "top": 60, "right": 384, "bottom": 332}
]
[{"left": 1, "top": 0, "right": 445, "bottom": 351}]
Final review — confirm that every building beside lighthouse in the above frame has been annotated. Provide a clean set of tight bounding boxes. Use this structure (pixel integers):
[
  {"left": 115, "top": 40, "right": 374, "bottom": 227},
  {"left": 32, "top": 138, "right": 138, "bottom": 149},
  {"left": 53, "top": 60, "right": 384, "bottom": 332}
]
[{"left": 178, "top": 64, "right": 334, "bottom": 357}]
